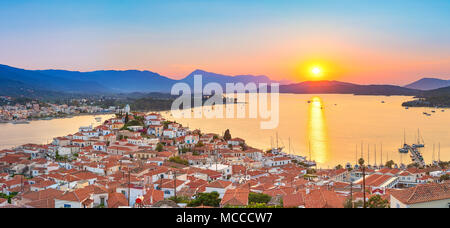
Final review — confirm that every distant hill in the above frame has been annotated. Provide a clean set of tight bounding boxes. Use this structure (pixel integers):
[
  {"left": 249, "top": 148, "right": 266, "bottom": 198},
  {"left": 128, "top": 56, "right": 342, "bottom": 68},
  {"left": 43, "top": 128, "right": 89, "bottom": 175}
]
[
  {"left": 280, "top": 80, "right": 420, "bottom": 95},
  {"left": 180, "top": 69, "right": 282, "bottom": 89},
  {"left": 402, "top": 86, "right": 450, "bottom": 107},
  {"left": 0, "top": 64, "right": 424, "bottom": 97},
  {"left": 0, "top": 64, "right": 112, "bottom": 94},
  {"left": 38, "top": 69, "right": 177, "bottom": 93},
  {"left": 404, "top": 78, "right": 450, "bottom": 91}
]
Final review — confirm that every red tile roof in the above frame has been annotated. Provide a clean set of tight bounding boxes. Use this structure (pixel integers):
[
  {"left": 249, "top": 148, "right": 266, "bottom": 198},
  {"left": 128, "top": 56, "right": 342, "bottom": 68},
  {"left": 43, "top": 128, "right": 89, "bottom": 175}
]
[{"left": 390, "top": 182, "right": 450, "bottom": 205}]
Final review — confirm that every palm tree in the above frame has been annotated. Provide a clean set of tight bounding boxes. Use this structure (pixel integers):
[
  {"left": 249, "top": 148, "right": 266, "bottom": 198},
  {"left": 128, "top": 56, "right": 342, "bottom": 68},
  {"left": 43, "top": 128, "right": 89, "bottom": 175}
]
[{"left": 358, "top": 157, "right": 366, "bottom": 208}]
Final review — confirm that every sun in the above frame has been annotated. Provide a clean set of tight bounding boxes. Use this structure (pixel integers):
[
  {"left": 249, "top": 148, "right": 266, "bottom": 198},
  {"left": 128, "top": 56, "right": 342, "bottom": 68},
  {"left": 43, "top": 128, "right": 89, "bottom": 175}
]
[{"left": 312, "top": 67, "right": 321, "bottom": 75}]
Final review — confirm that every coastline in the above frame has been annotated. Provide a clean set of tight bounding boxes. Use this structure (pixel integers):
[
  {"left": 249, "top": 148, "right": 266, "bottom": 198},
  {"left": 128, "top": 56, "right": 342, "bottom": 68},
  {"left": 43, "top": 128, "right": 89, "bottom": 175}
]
[{"left": 0, "top": 111, "right": 115, "bottom": 124}]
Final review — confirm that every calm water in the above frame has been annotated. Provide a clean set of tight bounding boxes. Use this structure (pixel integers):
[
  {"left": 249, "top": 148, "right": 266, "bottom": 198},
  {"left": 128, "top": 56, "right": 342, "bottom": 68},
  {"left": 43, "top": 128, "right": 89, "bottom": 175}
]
[
  {"left": 0, "top": 114, "right": 114, "bottom": 150},
  {"left": 0, "top": 95, "right": 448, "bottom": 168},
  {"left": 166, "top": 94, "right": 449, "bottom": 168}
]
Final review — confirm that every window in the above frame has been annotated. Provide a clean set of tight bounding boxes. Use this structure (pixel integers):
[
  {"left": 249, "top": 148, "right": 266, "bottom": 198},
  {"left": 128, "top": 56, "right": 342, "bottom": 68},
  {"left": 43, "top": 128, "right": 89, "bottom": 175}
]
[{"left": 64, "top": 204, "right": 71, "bottom": 208}]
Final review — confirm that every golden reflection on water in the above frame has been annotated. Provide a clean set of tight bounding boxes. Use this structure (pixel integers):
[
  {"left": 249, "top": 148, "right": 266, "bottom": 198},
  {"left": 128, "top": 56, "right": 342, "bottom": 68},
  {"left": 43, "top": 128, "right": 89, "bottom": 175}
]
[{"left": 307, "top": 97, "right": 329, "bottom": 164}]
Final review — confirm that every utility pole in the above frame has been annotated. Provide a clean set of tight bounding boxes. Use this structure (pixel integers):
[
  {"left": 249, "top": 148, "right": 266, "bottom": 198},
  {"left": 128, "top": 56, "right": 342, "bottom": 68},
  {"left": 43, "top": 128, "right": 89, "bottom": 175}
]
[
  {"left": 128, "top": 169, "right": 131, "bottom": 207},
  {"left": 350, "top": 181, "right": 353, "bottom": 208},
  {"left": 358, "top": 157, "right": 366, "bottom": 208},
  {"left": 174, "top": 170, "right": 177, "bottom": 200}
]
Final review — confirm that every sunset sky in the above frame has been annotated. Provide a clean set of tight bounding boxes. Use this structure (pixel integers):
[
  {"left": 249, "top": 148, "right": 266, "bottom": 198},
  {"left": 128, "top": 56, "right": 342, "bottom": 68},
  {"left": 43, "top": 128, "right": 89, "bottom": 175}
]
[{"left": 1, "top": 0, "right": 450, "bottom": 85}]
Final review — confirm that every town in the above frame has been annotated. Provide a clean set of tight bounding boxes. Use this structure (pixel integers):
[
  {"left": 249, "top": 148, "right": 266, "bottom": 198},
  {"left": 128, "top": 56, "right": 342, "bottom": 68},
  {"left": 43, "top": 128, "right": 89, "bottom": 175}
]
[
  {"left": 0, "top": 96, "right": 116, "bottom": 123},
  {"left": 0, "top": 107, "right": 449, "bottom": 208}
]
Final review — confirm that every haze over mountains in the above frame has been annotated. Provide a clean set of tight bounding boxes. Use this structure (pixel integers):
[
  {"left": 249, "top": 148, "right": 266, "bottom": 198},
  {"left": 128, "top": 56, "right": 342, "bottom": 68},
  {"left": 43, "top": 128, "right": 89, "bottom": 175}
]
[
  {"left": 404, "top": 78, "right": 450, "bottom": 91},
  {"left": 0, "top": 64, "right": 449, "bottom": 98}
]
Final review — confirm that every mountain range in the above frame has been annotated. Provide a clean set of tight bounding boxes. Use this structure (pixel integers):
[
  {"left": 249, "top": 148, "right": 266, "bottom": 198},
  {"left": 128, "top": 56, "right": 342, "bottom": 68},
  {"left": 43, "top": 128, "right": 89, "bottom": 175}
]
[{"left": 1, "top": 64, "right": 449, "bottom": 98}]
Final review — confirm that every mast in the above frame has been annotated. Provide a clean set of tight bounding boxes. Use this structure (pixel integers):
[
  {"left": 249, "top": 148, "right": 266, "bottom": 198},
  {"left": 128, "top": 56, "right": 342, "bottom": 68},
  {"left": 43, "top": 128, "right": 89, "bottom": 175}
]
[
  {"left": 360, "top": 142, "right": 363, "bottom": 159},
  {"left": 433, "top": 143, "right": 435, "bottom": 163},
  {"left": 288, "top": 137, "right": 291, "bottom": 154},
  {"left": 438, "top": 143, "right": 441, "bottom": 162},
  {"left": 380, "top": 143, "right": 383, "bottom": 166},
  {"left": 309, "top": 140, "right": 312, "bottom": 162},
  {"left": 403, "top": 129, "right": 406, "bottom": 145},
  {"left": 367, "top": 144, "right": 370, "bottom": 166},
  {"left": 276, "top": 132, "right": 279, "bottom": 149},
  {"left": 417, "top": 129, "right": 420, "bottom": 144},
  {"left": 374, "top": 144, "right": 377, "bottom": 166}
]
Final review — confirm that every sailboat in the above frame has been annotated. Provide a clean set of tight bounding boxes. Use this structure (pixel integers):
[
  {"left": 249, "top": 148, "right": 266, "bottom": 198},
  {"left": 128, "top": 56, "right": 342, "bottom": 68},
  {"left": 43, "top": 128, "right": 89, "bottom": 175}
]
[
  {"left": 271, "top": 132, "right": 284, "bottom": 154},
  {"left": 304, "top": 140, "right": 316, "bottom": 167},
  {"left": 412, "top": 129, "right": 424, "bottom": 148},
  {"left": 398, "top": 129, "right": 409, "bottom": 153}
]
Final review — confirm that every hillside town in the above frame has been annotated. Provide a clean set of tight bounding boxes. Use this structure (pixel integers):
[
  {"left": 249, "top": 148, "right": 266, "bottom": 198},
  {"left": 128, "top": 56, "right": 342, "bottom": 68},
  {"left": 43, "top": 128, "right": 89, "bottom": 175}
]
[
  {"left": 0, "top": 96, "right": 116, "bottom": 123},
  {"left": 0, "top": 109, "right": 449, "bottom": 208}
]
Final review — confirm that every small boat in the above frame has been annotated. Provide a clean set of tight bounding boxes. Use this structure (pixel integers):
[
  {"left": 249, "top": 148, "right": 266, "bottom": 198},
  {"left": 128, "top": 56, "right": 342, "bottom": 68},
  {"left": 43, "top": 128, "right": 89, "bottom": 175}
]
[
  {"left": 431, "top": 110, "right": 436, "bottom": 113},
  {"left": 381, "top": 101, "right": 385, "bottom": 103},
  {"left": 442, "top": 110, "right": 445, "bottom": 112},
  {"left": 95, "top": 117, "right": 102, "bottom": 122},
  {"left": 405, "top": 107, "right": 409, "bottom": 109}
]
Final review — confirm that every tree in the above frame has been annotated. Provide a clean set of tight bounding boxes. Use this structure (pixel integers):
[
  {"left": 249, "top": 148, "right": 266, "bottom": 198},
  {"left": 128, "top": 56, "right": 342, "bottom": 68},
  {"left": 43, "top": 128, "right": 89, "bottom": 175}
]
[
  {"left": 358, "top": 157, "right": 366, "bottom": 208},
  {"left": 168, "top": 156, "right": 189, "bottom": 166},
  {"left": 168, "top": 196, "right": 191, "bottom": 204},
  {"left": 155, "top": 143, "right": 164, "bottom": 152},
  {"left": 125, "top": 113, "right": 129, "bottom": 124},
  {"left": 344, "top": 198, "right": 365, "bottom": 208},
  {"left": 187, "top": 192, "right": 221, "bottom": 207},
  {"left": 335, "top": 164, "right": 343, "bottom": 170},
  {"left": 385, "top": 160, "right": 395, "bottom": 169},
  {"left": 248, "top": 193, "right": 271, "bottom": 204},
  {"left": 440, "top": 174, "right": 450, "bottom": 182},
  {"left": 195, "top": 142, "right": 204, "bottom": 148},
  {"left": 367, "top": 195, "right": 389, "bottom": 208},
  {"left": 223, "top": 129, "right": 231, "bottom": 141},
  {"left": 343, "top": 198, "right": 353, "bottom": 208}
]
